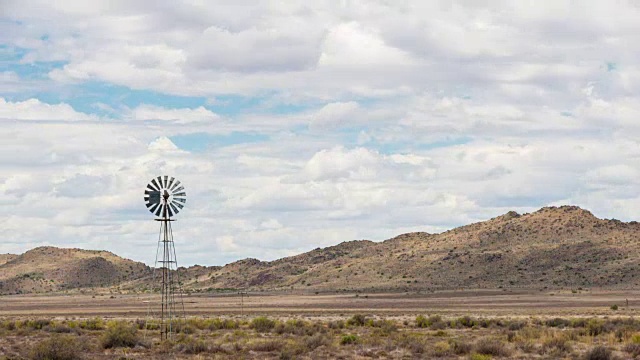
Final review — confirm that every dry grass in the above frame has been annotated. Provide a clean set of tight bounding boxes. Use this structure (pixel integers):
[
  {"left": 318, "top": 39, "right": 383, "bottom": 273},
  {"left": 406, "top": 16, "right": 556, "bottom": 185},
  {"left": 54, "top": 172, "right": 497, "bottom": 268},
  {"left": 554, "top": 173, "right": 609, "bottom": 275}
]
[
  {"left": 30, "top": 334, "right": 85, "bottom": 360},
  {"left": 541, "top": 335, "right": 572, "bottom": 356},
  {"left": 584, "top": 345, "right": 613, "bottom": 360},
  {"left": 474, "top": 337, "right": 512, "bottom": 357},
  {"left": 250, "top": 316, "right": 275, "bottom": 332},
  {"left": 100, "top": 321, "right": 139, "bottom": 348},
  {"left": 247, "top": 339, "right": 285, "bottom": 352},
  {"left": 2, "top": 314, "right": 640, "bottom": 359}
]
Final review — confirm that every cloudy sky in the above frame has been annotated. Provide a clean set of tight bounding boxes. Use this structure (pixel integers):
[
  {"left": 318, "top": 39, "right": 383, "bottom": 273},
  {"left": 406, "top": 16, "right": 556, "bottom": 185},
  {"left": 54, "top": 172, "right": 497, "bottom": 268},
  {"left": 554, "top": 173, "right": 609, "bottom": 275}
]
[{"left": 2, "top": 1, "right": 640, "bottom": 266}]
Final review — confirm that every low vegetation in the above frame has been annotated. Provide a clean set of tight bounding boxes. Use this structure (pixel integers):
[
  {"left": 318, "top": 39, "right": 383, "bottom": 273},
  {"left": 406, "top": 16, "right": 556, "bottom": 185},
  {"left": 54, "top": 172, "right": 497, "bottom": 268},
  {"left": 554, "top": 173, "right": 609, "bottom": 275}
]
[
  {"left": 100, "top": 321, "right": 140, "bottom": 348},
  {"left": 1, "top": 314, "right": 639, "bottom": 358},
  {"left": 30, "top": 334, "right": 84, "bottom": 360}
]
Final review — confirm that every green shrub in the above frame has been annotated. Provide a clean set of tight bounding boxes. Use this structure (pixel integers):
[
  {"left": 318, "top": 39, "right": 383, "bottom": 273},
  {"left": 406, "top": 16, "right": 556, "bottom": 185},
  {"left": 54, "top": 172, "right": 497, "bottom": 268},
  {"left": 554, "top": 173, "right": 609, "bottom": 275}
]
[
  {"left": 225, "top": 319, "right": 239, "bottom": 329},
  {"left": 340, "top": 334, "right": 358, "bottom": 345},
  {"left": 24, "top": 319, "right": 52, "bottom": 330},
  {"left": 79, "top": 317, "right": 104, "bottom": 330},
  {"left": 416, "top": 315, "right": 429, "bottom": 327},
  {"left": 176, "top": 323, "right": 196, "bottom": 334},
  {"left": 199, "top": 318, "right": 238, "bottom": 330},
  {"left": 415, "top": 314, "right": 443, "bottom": 328},
  {"left": 142, "top": 320, "right": 160, "bottom": 330},
  {"left": 251, "top": 317, "right": 275, "bottom": 333},
  {"left": 286, "top": 319, "right": 308, "bottom": 328},
  {"left": 1, "top": 320, "right": 16, "bottom": 331},
  {"left": 66, "top": 320, "right": 78, "bottom": 329},
  {"left": 587, "top": 319, "right": 605, "bottom": 336},
  {"left": 185, "top": 318, "right": 206, "bottom": 330},
  {"left": 372, "top": 319, "right": 397, "bottom": 334},
  {"left": 100, "top": 321, "right": 139, "bottom": 349},
  {"left": 469, "top": 354, "right": 492, "bottom": 360},
  {"left": 274, "top": 319, "right": 315, "bottom": 336},
  {"left": 202, "top": 318, "right": 221, "bottom": 330},
  {"left": 431, "top": 341, "right": 451, "bottom": 357},
  {"left": 545, "top": 317, "right": 570, "bottom": 328},
  {"left": 611, "top": 304, "right": 619, "bottom": 311},
  {"left": 456, "top": 316, "right": 478, "bottom": 328},
  {"left": 347, "top": 314, "right": 367, "bottom": 326},
  {"left": 30, "top": 334, "right": 83, "bottom": 360}
]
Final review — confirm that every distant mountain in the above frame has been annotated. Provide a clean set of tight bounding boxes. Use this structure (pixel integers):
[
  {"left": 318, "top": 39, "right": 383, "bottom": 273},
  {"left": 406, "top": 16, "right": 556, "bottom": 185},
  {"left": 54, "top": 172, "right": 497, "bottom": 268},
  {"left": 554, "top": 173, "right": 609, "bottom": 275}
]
[
  {"left": 169, "top": 206, "right": 639, "bottom": 293},
  {"left": 3, "top": 206, "right": 639, "bottom": 295},
  {"left": 0, "top": 247, "right": 150, "bottom": 294}
]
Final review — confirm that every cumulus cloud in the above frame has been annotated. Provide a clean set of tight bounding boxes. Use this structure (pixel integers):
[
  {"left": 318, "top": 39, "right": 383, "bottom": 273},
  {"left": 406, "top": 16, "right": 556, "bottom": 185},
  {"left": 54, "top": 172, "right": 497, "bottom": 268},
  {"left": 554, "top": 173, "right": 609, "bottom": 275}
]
[
  {"left": 147, "top": 136, "right": 182, "bottom": 152},
  {"left": 319, "top": 21, "right": 415, "bottom": 67},
  {"left": 3, "top": 1, "right": 640, "bottom": 266},
  {"left": 304, "top": 146, "right": 381, "bottom": 180},
  {"left": 0, "top": 98, "right": 96, "bottom": 121},
  {"left": 309, "top": 101, "right": 360, "bottom": 129}
]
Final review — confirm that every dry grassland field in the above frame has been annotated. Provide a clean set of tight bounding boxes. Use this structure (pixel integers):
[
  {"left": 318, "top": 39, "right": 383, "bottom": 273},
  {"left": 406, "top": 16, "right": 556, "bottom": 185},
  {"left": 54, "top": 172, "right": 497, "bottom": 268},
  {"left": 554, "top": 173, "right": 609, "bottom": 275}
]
[{"left": 2, "top": 290, "right": 640, "bottom": 359}]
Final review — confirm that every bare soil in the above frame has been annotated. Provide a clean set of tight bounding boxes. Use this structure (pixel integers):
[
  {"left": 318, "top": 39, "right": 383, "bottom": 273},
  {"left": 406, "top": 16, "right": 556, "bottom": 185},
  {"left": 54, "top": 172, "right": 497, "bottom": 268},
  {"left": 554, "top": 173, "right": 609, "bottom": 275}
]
[{"left": 1, "top": 289, "right": 637, "bottom": 318}]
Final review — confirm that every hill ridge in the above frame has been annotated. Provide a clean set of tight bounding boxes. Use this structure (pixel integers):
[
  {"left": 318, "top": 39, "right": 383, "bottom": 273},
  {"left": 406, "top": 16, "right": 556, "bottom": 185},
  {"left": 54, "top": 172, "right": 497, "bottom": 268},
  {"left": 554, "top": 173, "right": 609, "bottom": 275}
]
[
  {"left": 0, "top": 246, "right": 150, "bottom": 294},
  {"left": 3, "top": 205, "right": 639, "bottom": 295}
]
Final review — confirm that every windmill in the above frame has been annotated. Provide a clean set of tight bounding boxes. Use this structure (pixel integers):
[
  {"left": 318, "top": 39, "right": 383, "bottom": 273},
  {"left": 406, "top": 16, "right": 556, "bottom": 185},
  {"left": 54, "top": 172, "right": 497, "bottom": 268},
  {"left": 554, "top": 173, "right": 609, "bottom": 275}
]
[{"left": 144, "top": 175, "right": 186, "bottom": 340}]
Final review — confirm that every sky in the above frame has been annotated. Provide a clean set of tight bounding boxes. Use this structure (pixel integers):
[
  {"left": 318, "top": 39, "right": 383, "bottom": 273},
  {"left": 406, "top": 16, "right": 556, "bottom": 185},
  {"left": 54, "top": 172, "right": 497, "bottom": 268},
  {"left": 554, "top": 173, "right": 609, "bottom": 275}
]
[{"left": 2, "top": 1, "right": 640, "bottom": 266}]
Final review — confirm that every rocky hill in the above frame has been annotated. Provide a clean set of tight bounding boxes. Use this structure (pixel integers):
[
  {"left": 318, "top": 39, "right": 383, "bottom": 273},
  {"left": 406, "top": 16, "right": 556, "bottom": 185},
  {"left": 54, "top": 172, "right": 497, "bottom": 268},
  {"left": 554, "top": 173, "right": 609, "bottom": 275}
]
[
  {"left": 165, "top": 206, "right": 639, "bottom": 293},
  {"left": 3, "top": 206, "right": 640, "bottom": 295},
  {"left": 0, "top": 254, "right": 17, "bottom": 266},
  {"left": 0, "top": 247, "right": 150, "bottom": 294}
]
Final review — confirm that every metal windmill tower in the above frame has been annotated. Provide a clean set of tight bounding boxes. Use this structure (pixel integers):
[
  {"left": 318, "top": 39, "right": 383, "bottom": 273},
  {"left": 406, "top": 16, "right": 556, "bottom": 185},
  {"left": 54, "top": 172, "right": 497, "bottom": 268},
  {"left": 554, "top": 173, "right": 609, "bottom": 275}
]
[{"left": 144, "top": 176, "right": 186, "bottom": 340}]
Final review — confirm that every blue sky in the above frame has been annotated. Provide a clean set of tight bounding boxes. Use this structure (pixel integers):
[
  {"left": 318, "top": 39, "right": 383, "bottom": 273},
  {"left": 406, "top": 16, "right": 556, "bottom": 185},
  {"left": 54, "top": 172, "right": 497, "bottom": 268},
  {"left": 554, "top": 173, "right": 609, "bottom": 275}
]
[{"left": 2, "top": 1, "right": 640, "bottom": 266}]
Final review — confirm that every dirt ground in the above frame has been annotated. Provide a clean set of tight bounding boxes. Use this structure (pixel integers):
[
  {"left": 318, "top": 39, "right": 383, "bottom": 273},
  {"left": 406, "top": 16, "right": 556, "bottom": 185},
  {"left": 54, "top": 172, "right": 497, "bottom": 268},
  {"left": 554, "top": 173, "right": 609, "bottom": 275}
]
[{"left": 0, "top": 289, "right": 637, "bottom": 318}]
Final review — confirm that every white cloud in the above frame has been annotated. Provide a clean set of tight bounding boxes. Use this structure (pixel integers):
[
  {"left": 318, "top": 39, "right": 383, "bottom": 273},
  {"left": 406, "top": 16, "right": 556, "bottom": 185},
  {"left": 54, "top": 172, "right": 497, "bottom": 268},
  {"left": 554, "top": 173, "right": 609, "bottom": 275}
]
[
  {"left": 0, "top": 98, "right": 96, "bottom": 121},
  {"left": 304, "top": 146, "right": 381, "bottom": 181},
  {"left": 260, "top": 218, "right": 283, "bottom": 230},
  {"left": 147, "top": 136, "right": 182, "bottom": 152},
  {"left": 188, "top": 24, "right": 324, "bottom": 72},
  {"left": 129, "top": 105, "right": 221, "bottom": 124},
  {"left": 319, "top": 21, "right": 415, "bottom": 67},
  {"left": 309, "top": 101, "right": 360, "bottom": 129},
  {"left": 4, "top": 2, "right": 640, "bottom": 267}
]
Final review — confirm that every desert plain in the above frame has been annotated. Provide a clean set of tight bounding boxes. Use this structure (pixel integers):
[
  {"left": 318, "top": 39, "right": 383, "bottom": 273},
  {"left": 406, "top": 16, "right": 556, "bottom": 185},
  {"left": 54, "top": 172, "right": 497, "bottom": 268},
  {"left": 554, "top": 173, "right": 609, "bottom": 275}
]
[{"left": 2, "top": 289, "right": 640, "bottom": 359}]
